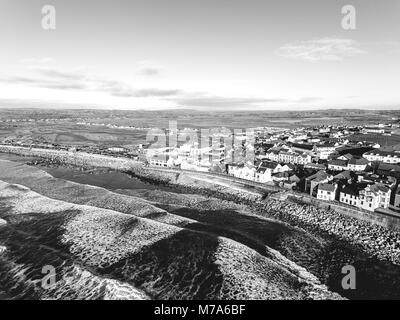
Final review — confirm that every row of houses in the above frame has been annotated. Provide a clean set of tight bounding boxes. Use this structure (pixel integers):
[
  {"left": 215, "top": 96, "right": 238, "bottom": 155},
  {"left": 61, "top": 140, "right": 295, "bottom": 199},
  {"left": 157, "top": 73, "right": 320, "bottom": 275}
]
[
  {"left": 317, "top": 182, "right": 392, "bottom": 212},
  {"left": 146, "top": 142, "right": 225, "bottom": 171},
  {"left": 364, "top": 150, "right": 400, "bottom": 164},
  {"left": 260, "top": 142, "right": 339, "bottom": 164},
  {"left": 327, "top": 154, "right": 370, "bottom": 172},
  {"left": 262, "top": 147, "right": 312, "bottom": 164},
  {"left": 227, "top": 160, "right": 300, "bottom": 186}
]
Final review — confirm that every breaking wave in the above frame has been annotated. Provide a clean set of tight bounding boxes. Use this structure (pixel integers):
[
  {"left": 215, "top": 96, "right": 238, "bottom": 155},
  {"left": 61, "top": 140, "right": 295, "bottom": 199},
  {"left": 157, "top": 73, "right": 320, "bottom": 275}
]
[{"left": 0, "top": 165, "right": 340, "bottom": 300}]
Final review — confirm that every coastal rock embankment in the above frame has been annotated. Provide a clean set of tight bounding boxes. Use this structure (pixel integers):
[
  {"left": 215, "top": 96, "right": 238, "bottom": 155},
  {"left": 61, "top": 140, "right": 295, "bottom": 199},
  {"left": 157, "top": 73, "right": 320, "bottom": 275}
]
[
  {"left": 256, "top": 199, "right": 400, "bottom": 265},
  {"left": 0, "top": 145, "right": 142, "bottom": 171}
]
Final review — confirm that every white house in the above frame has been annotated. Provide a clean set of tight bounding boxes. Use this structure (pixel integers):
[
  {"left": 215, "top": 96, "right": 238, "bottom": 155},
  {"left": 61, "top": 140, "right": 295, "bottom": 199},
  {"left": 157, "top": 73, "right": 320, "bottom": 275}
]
[
  {"left": 328, "top": 156, "right": 369, "bottom": 172},
  {"left": 328, "top": 159, "right": 348, "bottom": 171},
  {"left": 265, "top": 149, "right": 280, "bottom": 162},
  {"left": 339, "top": 183, "right": 392, "bottom": 212},
  {"left": 347, "top": 157, "right": 369, "bottom": 171},
  {"left": 227, "top": 163, "right": 256, "bottom": 181},
  {"left": 107, "top": 147, "right": 127, "bottom": 153},
  {"left": 339, "top": 185, "right": 361, "bottom": 207},
  {"left": 363, "top": 150, "right": 400, "bottom": 164},
  {"left": 149, "top": 155, "right": 169, "bottom": 167},
  {"left": 362, "top": 127, "right": 385, "bottom": 134},
  {"left": 278, "top": 150, "right": 312, "bottom": 165},
  {"left": 358, "top": 184, "right": 391, "bottom": 211},
  {"left": 255, "top": 167, "right": 272, "bottom": 183},
  {"left": 264, "top": 147, "right": 312, "bottom": 165},
  {"left": 317, "top": 183, "right": 338, "bottom": 201},
  {"left": 254, "top": 161, "right": 285, "bottom": 183},
  {"left": 313, "top": 144, "right": 337, "bottom": 160}
]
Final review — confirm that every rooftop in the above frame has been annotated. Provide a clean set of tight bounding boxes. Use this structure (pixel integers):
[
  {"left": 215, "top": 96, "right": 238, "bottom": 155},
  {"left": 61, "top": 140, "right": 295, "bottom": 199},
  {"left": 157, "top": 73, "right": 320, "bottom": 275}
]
[
  {"left": 340, "top": 184, "right": 362, "bottom": 196},
  {"left": 334, "top": 170, "right": 353, "bottom": 180},
  {"left": 318, "top": 183, "right": 337, "bottom": 192},
  {"left": 260, "top": 161, "right": 279, "bottom": 170},
  {"left": 307, "top": 170, "right": 331, "bottom": 182},
  {"left": 378, "top": 163, "right": 400, "bottom": 173},
  {"left": 291, "top": 143, "right": 314, "bottom": 151},
  {"left": 348, "top": 157, "right": 369, "bottom": 165},
  {"left": 329, "top": 159, "right": 348, "bottom": 167},
  {"left": 368, "top": 184, "right": 391, "bottom": 194},
  {"left": 364, "top": 149, "right": 400, "bottom": 157}
]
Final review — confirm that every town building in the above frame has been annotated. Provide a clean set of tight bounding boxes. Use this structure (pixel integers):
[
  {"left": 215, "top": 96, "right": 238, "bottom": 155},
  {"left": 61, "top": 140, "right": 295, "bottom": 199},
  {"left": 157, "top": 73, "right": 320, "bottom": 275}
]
[
  {"left": 328, "top": 159, "right": 348, "bottom": 171},
  {"left": 149, "top": 155, "right": 169, "bottom": 167},
  {"left": 317, "top": 183, "right": 338, "bottom": 201},
  {"left": 339, "top": 185, "right": 362, "bottom": 207},
  {"left": 278, "top": 149, "right": 312, "bottom": 165},
  {"left": 376, "top": 162, "right": 400, "bottom": 178},
  {"left": 347, "top": 157, "right": 369, "bottom": 171},
  {"left": 363, "top": 150, "right": 400, "bottom": 164},
  {"left": 358, "top": 184, "right": 391, "bottom": 211},
  {"left": 313, "top": 143, "right": 338, "bottom": 160},
  {"left": 362, "top": 127, "right": 385, "bottom": 134},
  {"left": 264, "top": 146, "right": 312, "bottom": 165},
  {"left": 393, "top": 186, "right": 400, "bottom": 211},
  {"left": 333, "top": 170, "right": 354, "bottom": 183},
  {"left": 227, "top": 163, "right": 256, "bottom": 181},
  {"left": 328, "top": 155, "right": 369, "bottom": 172},
  {"left": 305, "top": 170, "right": 334, "bottom": 196},
  {"left": 304, "top": 163, "right": 327, "bottom": 170}
]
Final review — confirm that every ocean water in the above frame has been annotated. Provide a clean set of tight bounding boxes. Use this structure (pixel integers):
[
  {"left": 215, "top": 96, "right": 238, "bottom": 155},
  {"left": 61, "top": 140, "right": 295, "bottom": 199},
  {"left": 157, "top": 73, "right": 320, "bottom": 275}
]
[
  {"left": 0, "top": 156, "right": 400, "bottom": 299},
  {"left": 0, "top": 182, "right": 335, "bottom": 300}
]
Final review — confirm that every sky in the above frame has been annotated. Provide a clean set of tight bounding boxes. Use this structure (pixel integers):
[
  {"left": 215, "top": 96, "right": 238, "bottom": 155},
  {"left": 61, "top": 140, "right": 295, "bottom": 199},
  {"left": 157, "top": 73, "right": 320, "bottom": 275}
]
[{"left": 0, "top": 0, "right": 400, "bottom": 110}]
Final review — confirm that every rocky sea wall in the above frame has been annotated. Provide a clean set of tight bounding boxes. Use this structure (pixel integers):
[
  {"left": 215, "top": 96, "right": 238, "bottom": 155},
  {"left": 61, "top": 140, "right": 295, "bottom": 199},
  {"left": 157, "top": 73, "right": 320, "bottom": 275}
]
[
  {"left": 287, "top": 193, "right": 400, "bottom": 232},
  {"left": 0, "top": 145, "right": 142, "bottom": 171}
]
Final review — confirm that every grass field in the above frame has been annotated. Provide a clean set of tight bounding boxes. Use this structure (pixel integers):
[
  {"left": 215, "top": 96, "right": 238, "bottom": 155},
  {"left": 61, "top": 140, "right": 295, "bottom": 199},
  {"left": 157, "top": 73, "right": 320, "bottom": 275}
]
[{"left": 349, "top": 133, "right": 400, "bottom": 147}]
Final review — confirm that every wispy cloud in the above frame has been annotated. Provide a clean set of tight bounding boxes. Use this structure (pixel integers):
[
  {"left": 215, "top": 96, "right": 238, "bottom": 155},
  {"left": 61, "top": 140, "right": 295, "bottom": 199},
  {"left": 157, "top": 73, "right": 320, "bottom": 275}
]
[
  {"left": 135, "top": 61, "right": 164, "bottom": 76},
  {"left": 295, "top": 97, "right": 322, "bottom": 103},
  {"left": 35, "top": 68, "right": 86, "bottom": 81},
  {"left": 20, "top": 57, "right": 56, "bottom": 64},
  {"left": 137, "top": 67, "right": 162, "bottom": 76},
  {"left": 3, "top": 76, "right": 88, "bottom": 90},
  {"left": 172, "top": 95, "right": 287, "bottom": 108},
  {"left": 1, "top": 64, "right": 326, "bottom": 110},
  {"left": 1, "top": 67, "right": 180, "bottom": 98},
  {"left": 276, "top": 37, "right": 367, "bottom": 62},
  {"left": 112, "top": 88, "right": 180, "bottom": 98}
]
